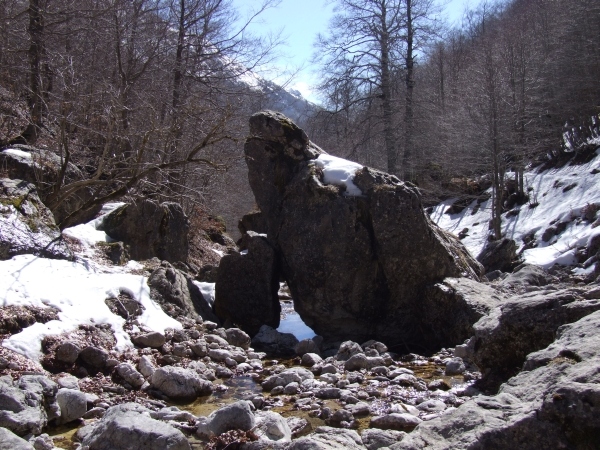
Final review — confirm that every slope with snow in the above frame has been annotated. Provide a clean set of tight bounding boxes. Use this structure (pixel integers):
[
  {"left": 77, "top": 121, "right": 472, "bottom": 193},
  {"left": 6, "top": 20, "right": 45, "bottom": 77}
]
[
  {"left": 431, "top": 149, "right": 600, "bottom": 272},
  {"left": 1, "top": 204, "right": 182, "bottom": 361}
]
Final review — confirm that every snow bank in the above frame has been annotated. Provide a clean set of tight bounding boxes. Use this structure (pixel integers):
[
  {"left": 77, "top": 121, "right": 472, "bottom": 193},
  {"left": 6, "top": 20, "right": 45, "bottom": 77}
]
[
  {"left": 432, "top": 150, "right": 600, "bottom": 270},
  {"left": 0, "top": 255, "right": 181, "bottom": 360},
  {"left": 314, "top": 154, "right": 363, "bottom": 196}
]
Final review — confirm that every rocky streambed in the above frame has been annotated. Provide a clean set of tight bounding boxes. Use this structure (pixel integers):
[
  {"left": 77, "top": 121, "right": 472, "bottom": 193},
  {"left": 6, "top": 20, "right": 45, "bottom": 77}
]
[{"left": 3, "top": 312, "right": 477, "bottom": 450}]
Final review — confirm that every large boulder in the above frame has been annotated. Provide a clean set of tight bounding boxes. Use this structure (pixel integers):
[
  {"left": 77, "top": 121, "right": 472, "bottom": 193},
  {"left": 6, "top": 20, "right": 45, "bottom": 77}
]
[
  {"left": 148, "top": 261, "right": 218, "bottom": 322},
  {"left": 215, "top": 232, "right": 280, "bottom": 336},
  {"left": 393, "top": 310, "right": 600, "bottom": 450},
  {"left": 241, "top": 111, "right": 483, "bottom": 348},
  {"left": 79, "top": 403, "right": 190, "bottom": 450},
  {"left": 471, "top": 287, "right": 600, "bottom": 389},
  {"left": 0, "top": 427, "right": 35, "bottom": 450},
  {"left": 0, "top": 178, "right": 72, "bottom": 260},
  {"left": 98, "top": 200, "right": 189, "bottom": 263}
]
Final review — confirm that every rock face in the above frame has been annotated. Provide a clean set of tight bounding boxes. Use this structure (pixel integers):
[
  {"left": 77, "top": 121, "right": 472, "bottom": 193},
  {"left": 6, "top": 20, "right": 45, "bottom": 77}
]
[
  {"left": 148, "top": 262, "right": 218, "bottom": 322},
  {"left": 471, "top": 287, "right": 600, "bottom": 389},
  {"left": 394, "top": 310, "right": 600, "bottom": 450},
  {"left": 98, "top": 200, "right": 189, "bottom": 263},
  {"left": 0, "top": 179, "right": 72, "bottom": 260},
  {"left": 214, "top": 232, "right": 280, "bottom": 336},
  {"left": 235, "top": 111, "right": 483, "bottom": 347}
]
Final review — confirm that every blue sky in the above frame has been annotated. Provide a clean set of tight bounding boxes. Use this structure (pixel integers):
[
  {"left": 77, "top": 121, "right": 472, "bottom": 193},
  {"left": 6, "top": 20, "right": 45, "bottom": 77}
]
[{"left": 231, "top": 0, "right": 480, "bottom": 103}]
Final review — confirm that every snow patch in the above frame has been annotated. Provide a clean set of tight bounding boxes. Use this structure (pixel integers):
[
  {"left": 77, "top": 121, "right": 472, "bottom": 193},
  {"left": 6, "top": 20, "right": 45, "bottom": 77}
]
[
  {"left": 2, "top": 148, "right": 32, "bottom": 159},
  {"left": 193, "top": 281, "right": 215, "bottom": 307},
  {"left": 314, "top": 154, "right": 363, "bottom": 196}
]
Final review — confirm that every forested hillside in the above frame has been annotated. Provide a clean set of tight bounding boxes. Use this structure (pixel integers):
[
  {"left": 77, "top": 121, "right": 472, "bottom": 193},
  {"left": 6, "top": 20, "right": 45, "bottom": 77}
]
[
  {"left": 311, "top": 0, "right": 600, "bottom": 207},
  {"left": 1, "top": 0, "right": 599, "bottom": 235}
]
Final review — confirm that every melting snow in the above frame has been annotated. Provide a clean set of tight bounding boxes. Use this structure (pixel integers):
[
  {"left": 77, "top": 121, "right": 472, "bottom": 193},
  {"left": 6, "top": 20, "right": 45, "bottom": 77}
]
[
  {"left": 314, "top": 154, "right": 363, "bottom": 196},
  {"left": 432, "top": 150, "right": 600, "bottom": 270}
]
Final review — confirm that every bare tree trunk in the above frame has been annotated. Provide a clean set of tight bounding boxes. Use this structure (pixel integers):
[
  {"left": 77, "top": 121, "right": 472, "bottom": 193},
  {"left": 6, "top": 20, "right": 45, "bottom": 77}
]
[
  {"left": 402, "top": 0, "right": 415, "bottom": 181},
  {"left": 22, "top": 0, "right": 45, "bottom": 144},
  {"left": 380, "top": 2, "right": 397, "bottom": 175}
]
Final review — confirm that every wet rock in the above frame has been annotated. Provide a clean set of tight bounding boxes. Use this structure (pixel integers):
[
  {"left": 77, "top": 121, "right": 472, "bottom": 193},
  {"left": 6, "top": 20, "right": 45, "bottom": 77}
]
[
  {"left": 150, "top": 366, "right": 213, "bottom": 400},
  {"left": 251, "top": 325, "right": 299, "bottom": 357},
  {"left": 98, "top": 200, "right": 189, "bottom": 263},
  {"left": 0, "top": 178, "right": 72, "bottom": 260},
  {"left": 148, "top": 262, "right": 218, "bottom": 322},
  {"left": 243, "top": 111, "right": 482, "bottom": 347},
  {"left": 79, "top": 403, "right": 190, "bottom": 450},
  {"left": 215, "top": 233, "right": 281, "bottom": 336},
  {"left": 197, "top": 401, "right": 255, "bottom": 437},
  {"left": 56, "top": 388, "right": 87, "bottom": 424}
]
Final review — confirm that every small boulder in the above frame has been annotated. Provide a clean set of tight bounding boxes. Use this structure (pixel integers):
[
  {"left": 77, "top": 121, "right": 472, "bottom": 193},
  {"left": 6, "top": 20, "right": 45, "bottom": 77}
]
[
  {"left": 251, "top": 325, "right": 299, "bottom": 357},
  {"left": 132, "top": 332, "right": 166, "bottom": 348},
  {"left": 150, "top": 366, "right": 213, "bottom": 400},
  {"left": 197, "top": 401, "right": 255, "bottom": 437},
  {"left": 56, "top": 388, "right": 88, "bottom": 424}
]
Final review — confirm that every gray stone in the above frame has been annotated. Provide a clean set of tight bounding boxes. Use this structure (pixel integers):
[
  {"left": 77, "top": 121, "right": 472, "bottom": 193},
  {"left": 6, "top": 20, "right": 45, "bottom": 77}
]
[
  {"left": 80, "top": 403, "right": 190, "bottom": 450},
  {"left": 150, "top": 366, "right": 213, "bottom": 400},
  {"left": 57, "top": 375, "right": 79, "bottom": 390},
  {"left": 138, "top": 355, "right": 156, "bottom": 379},
  {"left": 79, "top": 346, "right": 108, "bottom": 369},
  {"left": 115, "top": 363, "right": 145, "bottom": 389},
  {"left": 444, "top": 358, "right": 465, "bottom": 375},
  {"left": 262, "top": 367, "right": 314, "bottom": 391},
  {"left": 499, "top": 264, "right": 556, "bottom": 290},
  {"left": 208, "top": 348, "right": 232, "bottom": 362},
  {"left": 301, "top": 353, "right": 323, "bottom": 367},
  {"left": 225, "top": 328, "right": 251, "bottom": 349},
  {"left": 0, "top": 426, "right": 35, "bottom": 450},
  {"left": 198, "top": 401, "right": 255, "bottom": 437},
  {"left": 56, "top": 388, "right": 87, "bottom": 424},
  {"left": 296, "top": 338, "right": 321, "bottom": 356},
  {"left": 0, "top": 375, "right": 58, "bottom": 436},
  {"left": 344, "top": 353, "right": 368, "bottom": 371},
  {"left": 393, "top": 310, "right": 600, "bottom": 450},
  {"left": 55, "top": 342, "right": 81, "bottom": 363},
  {"left": 476, "top": 238, "right": 518, "bottom": 273},
  {"left": 336, "top": 341, "right": 363, "bottom": 361},
  {"left": 416, "top": 399, "right": 447, "bottom": 413},
  {"left": 254, "top": 411, "right": 292, "bottom": 443},
  {"left": 361, "top": 428, "right": 406, "bottom": 450},
  {"left": 287, "top": 426, "right": 366, "bottom": 449},
  {"left": 30, "top": 433, "right": 53, "bottom": 450},
  {"left": 370, "top": 413, "right": 422, "bottom": 431},
  {"left": 132, "top": 332, "right": 166, "bottom": 348}
]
